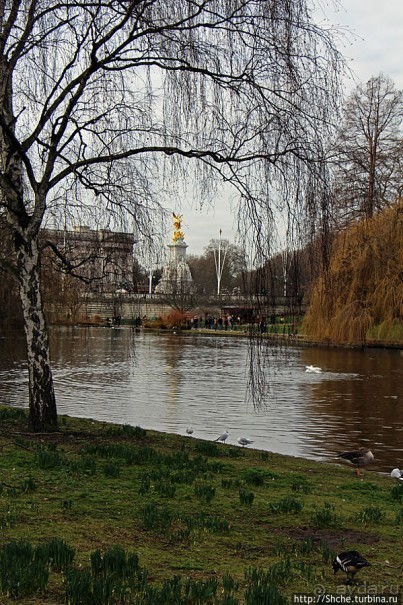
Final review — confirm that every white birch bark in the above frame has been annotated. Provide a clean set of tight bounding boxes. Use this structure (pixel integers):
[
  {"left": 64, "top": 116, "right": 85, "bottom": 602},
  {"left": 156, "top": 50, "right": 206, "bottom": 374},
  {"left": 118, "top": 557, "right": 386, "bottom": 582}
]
[{"left": 15, "top": 232, "right": 58, "bottom": 431}]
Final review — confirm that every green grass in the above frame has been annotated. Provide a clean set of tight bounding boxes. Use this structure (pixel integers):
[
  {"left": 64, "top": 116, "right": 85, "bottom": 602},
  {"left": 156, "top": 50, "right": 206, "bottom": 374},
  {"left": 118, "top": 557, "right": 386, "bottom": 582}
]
[{"left": 0, "top": 405, "right": 402, "bottom": 604}]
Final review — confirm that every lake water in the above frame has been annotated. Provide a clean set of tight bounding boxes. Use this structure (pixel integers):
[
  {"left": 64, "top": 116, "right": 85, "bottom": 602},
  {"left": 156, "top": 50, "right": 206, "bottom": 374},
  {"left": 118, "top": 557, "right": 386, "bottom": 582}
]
[{"left": 0, "top": 326, "right": 401, "bottom": 473}]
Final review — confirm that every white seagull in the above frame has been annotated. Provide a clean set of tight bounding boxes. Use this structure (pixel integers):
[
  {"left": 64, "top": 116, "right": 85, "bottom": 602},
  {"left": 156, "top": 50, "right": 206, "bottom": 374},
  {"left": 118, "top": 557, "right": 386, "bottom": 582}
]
[
  {"left": 391, "top": 468, "right": 403, "bottom": 482},
  {"left": 186, "top": 426, "right": 194, "bottom": 436},
  {"left": 305, "top": 365, "right": 322, "bottom": 373},
  {"left": 215, "top": 430, "right": 229, "bottom": 443},
  {"left": 237, "top": 437, "right": 254, "bottom": 447}
]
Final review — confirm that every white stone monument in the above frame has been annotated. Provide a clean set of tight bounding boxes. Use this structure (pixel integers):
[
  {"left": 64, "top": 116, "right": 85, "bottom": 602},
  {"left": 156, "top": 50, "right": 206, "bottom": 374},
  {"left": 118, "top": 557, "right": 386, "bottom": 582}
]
[{"left": 155, "top": 213, "right": 193, "bottom": 294}]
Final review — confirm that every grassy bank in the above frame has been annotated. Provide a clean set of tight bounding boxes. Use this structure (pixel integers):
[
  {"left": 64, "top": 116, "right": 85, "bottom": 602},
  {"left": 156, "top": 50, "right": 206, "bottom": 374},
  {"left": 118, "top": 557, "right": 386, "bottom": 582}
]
[{"left": 0, "top": 406, "right": 402, "bottom": 604}]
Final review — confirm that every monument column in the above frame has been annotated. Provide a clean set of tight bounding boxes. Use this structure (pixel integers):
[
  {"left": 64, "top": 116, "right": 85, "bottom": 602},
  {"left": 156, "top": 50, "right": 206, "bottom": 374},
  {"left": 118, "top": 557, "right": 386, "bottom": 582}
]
[{"left": 155, "top": 213, "right": 193, "bottom": 294}]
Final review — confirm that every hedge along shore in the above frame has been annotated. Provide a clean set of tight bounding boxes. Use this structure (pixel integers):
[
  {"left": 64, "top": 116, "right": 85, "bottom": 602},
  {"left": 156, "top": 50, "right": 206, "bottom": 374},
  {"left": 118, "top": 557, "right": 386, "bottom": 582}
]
[{"left": 0, "top": 406, "right": 402, "bottom": 604}]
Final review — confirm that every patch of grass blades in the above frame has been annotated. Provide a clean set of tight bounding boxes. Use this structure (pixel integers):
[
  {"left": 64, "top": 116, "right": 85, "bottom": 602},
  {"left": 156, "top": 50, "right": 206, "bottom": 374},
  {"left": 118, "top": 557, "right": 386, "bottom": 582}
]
[
  {"left": 0, "top": 506, "right": 17, "bottom": 529},
  {"left": 18, "top": 477, "right": 37, "bottom": 493},
  {"left": 69, "top": 455, "right": 97, "bottom": 476},
  {"left": 354, "top": 505, "right": 385, "bottom": 526},
  {"left": 226, "top": 447, "right": 243, "bottom": 458},
  {"left": 267, "top": 557, "right": 315, "bottom": 587},
  {"left": 37, "top": 537, "right": 76, "bottom": 572},
  {"left": 84, "top": 443, "right": 159, "bottom": 465},
  {"left": 194, "top": 482, "right": 216, "bottom": 504},
  {"left": 222, "top": 478, "right": 241, "bottom": 488},
  {"left": 268, "top": 496, "right": 303, "bottom": 514},
  {"left": 184, "top": 512, "right": 230, "bottom": 533},
  {"left": 170, "top": 469, "right": 196, "bottom": 484},
  {"left": 391, "top": 483, "right": 403, "bottom": 503},
  {"left": 154, "top": 479, "right": 176, "bottom": 498},
  {"left": 344, "top": 482, "right": 380, "bottom": 493},
  {"left": 242, "top": 468, "right": 267, "bottom": 486},
  {"left": 185, "top": 576, "right": 219, "bottom": 603},
  {"left": 0, "top": 540, "right": 49, "bottom": 599},
  {"left": 272, "top": 540, "right": 292, "bottom": 557},
  {"left": 2, "top": 477, "right": 37, "bottom": 496},
  {"left": 36, "top": 446, "right": 64, "bottom": 469},
  {"left": 142, "top": 503, "right": 173, "bottom": 532},
  {"left": 105, "top": 424, "right": 147, "bottom": 439},
  {"left": 244, "top": 567, "right": 289, "bottom": 604},
  {"left": 139, "top": 474, "right": 151, "bottom": 495},
  {"left": 395, "top": 508, "right": 403, "bottom": 525},
  {"left": 239, "top": 489, "right": 255, "bottom": 506},
  {"left": 294, "top": 537, "right": 316, "bottom": 555},
  {"left": 291, "top": 478, "right": 313, "bottom": 494},
  {"left": 103, "top": 461, "right": 121, "bottom": 478},
  {"left": 194, "top": 441, "right": 220, "bottom": 457},
  {"left": 272, "top": 537, "right": 335, "bottom": 563},
  {"left": 166, "top": 527, "right": 191, "bottom": 544},
  {"left": 61, "top": 499, "right": 73, "bottom": 510},
  {"left": 91, "top": 545, "right": 140, "bottom": 578},
  {"left": 311, "top": 502, "right": 338, "bottom": 528},
  {"left": 0, "top": 407, "right": 26, "bottom": 421},
  {"left": 320, "top": 540, "right": 336, "bottom": 564}
]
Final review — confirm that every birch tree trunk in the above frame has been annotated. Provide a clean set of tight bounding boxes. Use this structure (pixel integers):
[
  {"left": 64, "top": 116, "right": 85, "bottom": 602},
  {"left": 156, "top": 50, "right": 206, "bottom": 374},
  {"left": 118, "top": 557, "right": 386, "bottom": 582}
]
[{"left": 15, "top": 232, "right": 58, "bottom": 432}]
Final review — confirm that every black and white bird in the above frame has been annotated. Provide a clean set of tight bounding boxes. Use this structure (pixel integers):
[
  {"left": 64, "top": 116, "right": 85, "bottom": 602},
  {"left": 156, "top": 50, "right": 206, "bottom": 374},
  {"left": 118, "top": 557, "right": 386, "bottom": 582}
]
[
  {"left": 332, "top": 551, "right": 370, "bottom": 583},
  {"left": 215, "top": 430, "right": 229, "bottom": 443},
  {"left": 391, "top": 468, "right": 403, "bottom": 482},
  {"left": 337, "top": 448, "right": 374, "bottom": 476},
  {"left": 237, "top": 437, "right": 254, "bottom": 447},
  {"left": 186, "top": 426, "right": 194, "bottom": 436}
]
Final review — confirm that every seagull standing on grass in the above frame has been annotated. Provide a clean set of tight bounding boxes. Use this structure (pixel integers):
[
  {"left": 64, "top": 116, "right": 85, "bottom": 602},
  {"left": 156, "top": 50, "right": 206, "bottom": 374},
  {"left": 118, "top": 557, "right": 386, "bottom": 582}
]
[
  {"left": 215, "top": 430, "right": 229, "bottom": 443},
  {"left": 237, "top": 437, "right": 254, "bottom": 447},
  {"left": 186, "top": 427, "right": 194, "bottom": 436},
  {"left": 391, "top": 468, "right": 403, "bottom": 482}
]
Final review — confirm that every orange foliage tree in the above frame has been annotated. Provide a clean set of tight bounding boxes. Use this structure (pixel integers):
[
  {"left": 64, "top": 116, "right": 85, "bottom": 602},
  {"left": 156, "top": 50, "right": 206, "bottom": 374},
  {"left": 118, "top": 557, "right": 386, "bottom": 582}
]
[{"left": 303, "top": 201, "right": 403, "bottom": 345}]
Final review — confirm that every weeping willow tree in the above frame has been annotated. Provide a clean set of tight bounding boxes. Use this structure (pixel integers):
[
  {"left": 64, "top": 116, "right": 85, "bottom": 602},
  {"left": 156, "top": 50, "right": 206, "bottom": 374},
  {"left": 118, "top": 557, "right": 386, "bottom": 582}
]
[
  {"left": 303, "top": 201, "right": 403, "bottom": 345},
  {"left": 0, "top": 0, "right": 344, "bottom": 431}
]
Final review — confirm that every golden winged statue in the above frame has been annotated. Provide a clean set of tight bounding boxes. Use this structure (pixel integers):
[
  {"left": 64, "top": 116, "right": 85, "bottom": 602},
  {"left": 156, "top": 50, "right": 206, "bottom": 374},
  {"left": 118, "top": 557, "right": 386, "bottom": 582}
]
[{"left": 172, "top": 212, "right": 185, "bottom": 242}]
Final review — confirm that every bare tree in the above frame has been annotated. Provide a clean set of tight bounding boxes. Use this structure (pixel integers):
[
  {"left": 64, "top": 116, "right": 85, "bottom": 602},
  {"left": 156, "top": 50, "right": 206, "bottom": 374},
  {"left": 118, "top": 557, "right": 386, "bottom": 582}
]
[
  {"left": 332, "top": 74, "right": 403, "bottom": 224},
  {"left": 0, "top": 0, "right": 344, "bottom": 431},
  {"left": 0, "top": 216, "right": 22, "bottom": 330}
]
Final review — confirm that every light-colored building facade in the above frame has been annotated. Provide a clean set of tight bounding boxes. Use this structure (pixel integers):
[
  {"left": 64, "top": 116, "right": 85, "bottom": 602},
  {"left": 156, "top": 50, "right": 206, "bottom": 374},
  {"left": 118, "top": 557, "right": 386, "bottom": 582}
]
[{"left": 41, "top": 225, "right": 135, "bottom": 293}]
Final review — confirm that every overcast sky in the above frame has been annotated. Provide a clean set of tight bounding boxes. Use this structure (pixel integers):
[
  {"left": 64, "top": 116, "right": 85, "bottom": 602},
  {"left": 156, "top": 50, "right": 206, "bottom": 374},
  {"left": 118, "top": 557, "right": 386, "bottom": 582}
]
[{"left": 171, "top": 0, "right": 403, "bottom": 256}]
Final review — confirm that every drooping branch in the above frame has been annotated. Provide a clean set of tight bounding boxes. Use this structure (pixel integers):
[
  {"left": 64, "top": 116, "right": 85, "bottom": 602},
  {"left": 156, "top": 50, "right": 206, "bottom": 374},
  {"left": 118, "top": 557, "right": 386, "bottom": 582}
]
[
  {"left": 40, "top": 239, "right": 106, "bottom": 285},
  {"left": 47, "top": 143, "right": 310, "bottom": 191}
]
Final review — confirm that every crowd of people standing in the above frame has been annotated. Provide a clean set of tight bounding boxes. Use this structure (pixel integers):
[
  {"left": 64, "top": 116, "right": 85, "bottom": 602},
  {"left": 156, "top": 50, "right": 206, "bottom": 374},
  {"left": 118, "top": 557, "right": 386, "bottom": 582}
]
[{"left": 191, "top": 315, "right": 242, "bottom": 330}]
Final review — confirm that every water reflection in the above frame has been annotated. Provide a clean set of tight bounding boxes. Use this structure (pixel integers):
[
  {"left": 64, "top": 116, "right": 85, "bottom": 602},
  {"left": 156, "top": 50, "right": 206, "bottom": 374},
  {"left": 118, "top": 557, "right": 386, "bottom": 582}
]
[
  {"left": 0, "top": 327, "right": 401, "bottom": 472},
  {"left": 299, "top": 348, "right": 402, "bottom": 470}
]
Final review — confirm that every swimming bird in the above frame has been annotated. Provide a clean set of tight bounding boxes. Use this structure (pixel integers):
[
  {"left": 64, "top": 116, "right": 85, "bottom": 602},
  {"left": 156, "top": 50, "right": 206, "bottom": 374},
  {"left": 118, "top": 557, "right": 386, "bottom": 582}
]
[
  {"left": 186, "top": 426, "right": 194, "bottom": 436},
  {"left": 332, "top": 551, "right": 370, "bottom": 583},
  {"left": 337, "top": 448, "right": 374, "bottom": 476},
  {"left": 215, "top": 430, "right": 229, "bottom": 443},
  {"left": 305, "top": 365, "right": 322, "bottom": 373},
  {"left": 391, "top": 468, "right": 403, "bottom": 482},
  {"left": 237, "top": 437, "right": 254, "bottom": 447}
]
